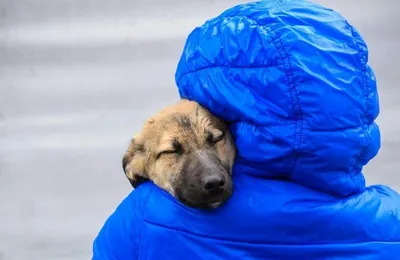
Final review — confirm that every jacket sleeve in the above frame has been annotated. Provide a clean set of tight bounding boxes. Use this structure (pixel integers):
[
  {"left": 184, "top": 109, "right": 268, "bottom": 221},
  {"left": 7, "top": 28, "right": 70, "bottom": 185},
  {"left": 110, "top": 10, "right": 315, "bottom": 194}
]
[{"left": 92, "top": 190, "right": 142, "bottom": 260}]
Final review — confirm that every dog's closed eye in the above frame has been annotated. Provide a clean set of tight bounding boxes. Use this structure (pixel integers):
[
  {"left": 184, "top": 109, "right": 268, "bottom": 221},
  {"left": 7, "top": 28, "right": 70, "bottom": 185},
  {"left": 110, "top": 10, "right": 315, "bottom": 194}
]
[
  {"left": 156, "top": 139, "right": 183, "bottom": 159},
  {"left": 157, "top": 149, "right": 178, "bottom": 159}
]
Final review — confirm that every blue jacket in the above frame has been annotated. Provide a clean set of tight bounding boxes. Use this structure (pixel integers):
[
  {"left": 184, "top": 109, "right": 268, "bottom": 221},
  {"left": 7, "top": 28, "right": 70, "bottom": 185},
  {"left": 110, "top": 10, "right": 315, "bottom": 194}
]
[{"left": 93, "top": 1, "right": 400, "bottom": 259}]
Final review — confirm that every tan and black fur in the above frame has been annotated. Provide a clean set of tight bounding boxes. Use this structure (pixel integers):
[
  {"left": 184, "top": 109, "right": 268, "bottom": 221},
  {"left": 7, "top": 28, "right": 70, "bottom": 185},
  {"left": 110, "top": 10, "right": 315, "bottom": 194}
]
[{"left": 122, "top": 99, "right": 236, "bottom": 209}]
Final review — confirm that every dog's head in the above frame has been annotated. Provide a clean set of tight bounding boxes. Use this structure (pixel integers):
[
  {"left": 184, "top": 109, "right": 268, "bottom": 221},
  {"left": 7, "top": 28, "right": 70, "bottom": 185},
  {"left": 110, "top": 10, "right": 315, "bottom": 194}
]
[{"left": 122, "top": 99, "right": 236, "bottom": 209}]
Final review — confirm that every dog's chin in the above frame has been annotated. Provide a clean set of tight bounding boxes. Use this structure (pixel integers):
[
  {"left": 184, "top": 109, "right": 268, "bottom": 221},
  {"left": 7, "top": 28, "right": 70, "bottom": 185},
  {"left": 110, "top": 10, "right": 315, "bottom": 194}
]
[
  {"left": 176, "top": 191, "right": 232, "bottom": 210},
  {"left": 208, "top": 201, "right": 224, "bottom": 209},
  {"left": 181, "top": 198, "right": 227, "bottom": 210}
]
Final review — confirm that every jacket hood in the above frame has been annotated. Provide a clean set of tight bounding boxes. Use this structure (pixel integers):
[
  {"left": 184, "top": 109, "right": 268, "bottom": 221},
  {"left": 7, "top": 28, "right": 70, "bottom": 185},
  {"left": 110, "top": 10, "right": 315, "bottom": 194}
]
[{"left": 175, "top": 0, "right": 380, "bottom": 197}]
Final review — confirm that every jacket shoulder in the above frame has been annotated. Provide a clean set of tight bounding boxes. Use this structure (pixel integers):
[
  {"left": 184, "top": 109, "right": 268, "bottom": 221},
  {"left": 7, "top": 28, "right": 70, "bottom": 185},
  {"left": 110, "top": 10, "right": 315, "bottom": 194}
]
[
  {"left": 92, "top": 183, "right": 155, "bottom": 260},
  {"left": 133, "top": 178, "right": 400, "bottom": 244},
  {"left": 367, "top": 185, "right": 400, "bottom": 225}
]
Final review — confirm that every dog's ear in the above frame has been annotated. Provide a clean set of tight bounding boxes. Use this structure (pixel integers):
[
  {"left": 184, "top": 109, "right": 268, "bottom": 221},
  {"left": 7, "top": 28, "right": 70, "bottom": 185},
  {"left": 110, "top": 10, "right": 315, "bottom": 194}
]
[{"left": 122, "top": 137, "right": 148, "bottom": 188}]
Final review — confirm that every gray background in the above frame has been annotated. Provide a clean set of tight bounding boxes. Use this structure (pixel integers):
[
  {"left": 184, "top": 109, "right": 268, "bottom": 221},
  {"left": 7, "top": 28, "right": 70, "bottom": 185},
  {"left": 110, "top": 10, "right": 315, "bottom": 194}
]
[{"left": 0, "top": 0, "right": 399, "bottom": 259}]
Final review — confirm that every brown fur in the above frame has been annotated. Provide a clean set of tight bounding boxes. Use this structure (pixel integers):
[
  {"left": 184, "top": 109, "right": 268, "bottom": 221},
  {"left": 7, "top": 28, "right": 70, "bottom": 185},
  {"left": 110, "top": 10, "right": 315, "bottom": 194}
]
[{"left": 122, "top": 99, "right": 236, "bottom": 208}]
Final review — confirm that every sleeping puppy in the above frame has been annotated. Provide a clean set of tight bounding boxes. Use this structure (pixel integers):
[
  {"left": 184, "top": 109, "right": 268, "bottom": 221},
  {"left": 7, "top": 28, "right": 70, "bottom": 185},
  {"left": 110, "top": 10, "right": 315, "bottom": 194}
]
[{"left": 122, "top": 99, "right": 236, "bottom": 209}]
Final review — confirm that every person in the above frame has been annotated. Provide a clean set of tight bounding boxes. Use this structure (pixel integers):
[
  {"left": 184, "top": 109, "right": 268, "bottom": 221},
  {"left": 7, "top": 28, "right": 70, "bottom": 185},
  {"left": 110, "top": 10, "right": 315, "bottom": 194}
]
[{"left": 92, "top": 0, "right": 400, "bottom": 259}]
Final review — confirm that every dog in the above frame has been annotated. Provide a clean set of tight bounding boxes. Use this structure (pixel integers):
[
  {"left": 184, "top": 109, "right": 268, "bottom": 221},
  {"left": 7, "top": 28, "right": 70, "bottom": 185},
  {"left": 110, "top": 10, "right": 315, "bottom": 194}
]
[{"left": 122, "top": 99, "right": 236, "bottom": 209}]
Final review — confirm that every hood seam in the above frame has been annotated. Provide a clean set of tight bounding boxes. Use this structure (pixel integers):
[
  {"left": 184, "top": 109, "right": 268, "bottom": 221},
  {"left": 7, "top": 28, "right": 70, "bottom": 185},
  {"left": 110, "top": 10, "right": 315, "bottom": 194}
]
[
  {"left": 347, "top": 22, "right": 371, "bottom": 187},
  {"left": 261, "top": 20, "right": 303, "bottom": 175}
]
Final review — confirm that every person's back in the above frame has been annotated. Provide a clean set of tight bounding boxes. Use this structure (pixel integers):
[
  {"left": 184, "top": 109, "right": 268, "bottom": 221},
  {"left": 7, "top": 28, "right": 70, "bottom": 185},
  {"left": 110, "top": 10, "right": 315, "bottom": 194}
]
[{"left": 93, "top": 1, "right": 400, "bottom": 259}]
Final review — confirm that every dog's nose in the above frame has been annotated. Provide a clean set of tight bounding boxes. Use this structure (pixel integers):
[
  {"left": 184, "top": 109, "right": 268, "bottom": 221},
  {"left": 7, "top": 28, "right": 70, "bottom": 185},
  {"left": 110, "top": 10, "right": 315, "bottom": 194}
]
[{"left": 202, "top": 175, "right": 225, "bottom": 194}]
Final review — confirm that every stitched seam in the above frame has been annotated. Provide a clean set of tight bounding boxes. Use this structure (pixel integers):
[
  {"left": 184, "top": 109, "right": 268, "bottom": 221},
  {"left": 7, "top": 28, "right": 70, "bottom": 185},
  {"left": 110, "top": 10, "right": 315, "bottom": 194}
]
[
  {"left": 347, "top": 23, "right": 370, "bottom": 184},
  {"left": 142, "top": 219, "right": 400, "bottom": 245},
  {"left": 305, "top": 124, "right": 365, "bottom": 133},
  {"left": 179, "top": 63, "right": 282, "bottom": 79},
  {"left": 261, "top": 22, "right": 303, "bottom": 173}
]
